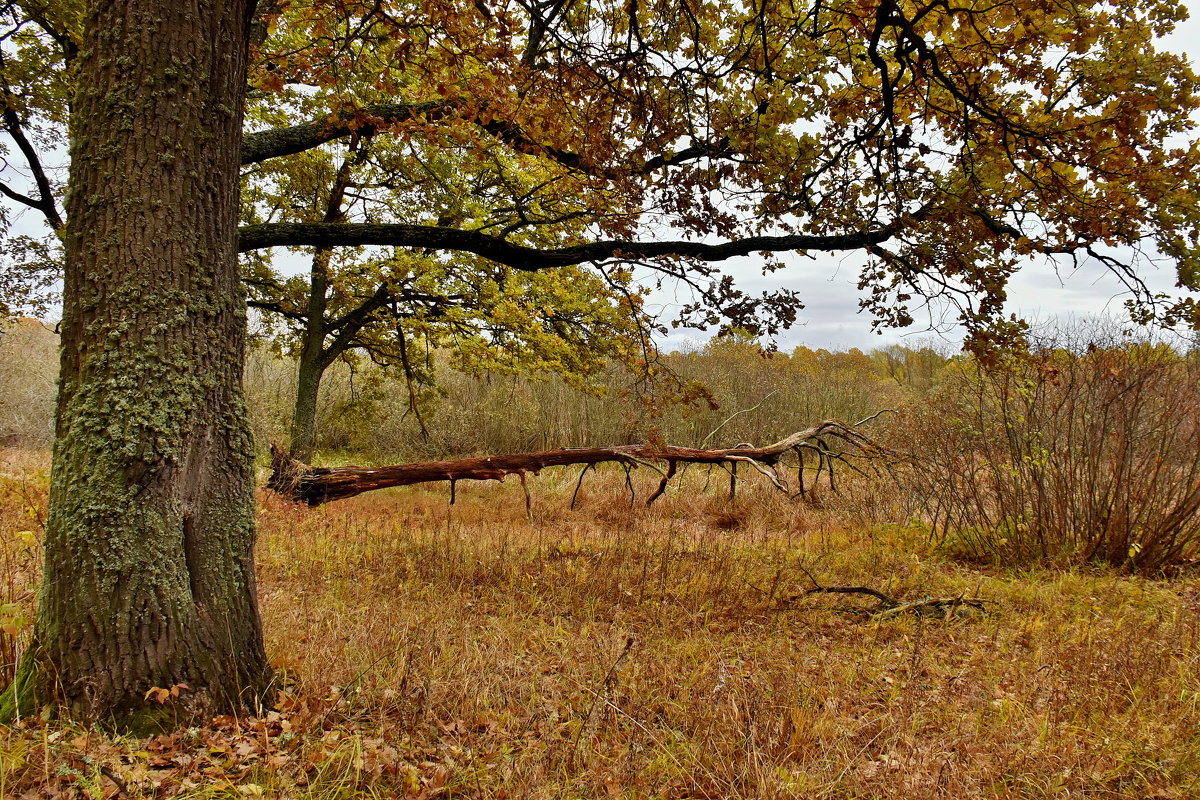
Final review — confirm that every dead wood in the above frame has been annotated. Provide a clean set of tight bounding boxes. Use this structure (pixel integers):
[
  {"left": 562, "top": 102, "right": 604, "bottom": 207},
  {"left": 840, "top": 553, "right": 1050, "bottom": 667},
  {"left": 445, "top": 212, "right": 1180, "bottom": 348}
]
[
  {"left": 267, "top": 416, "right": 894, "bottom": 506},
  {"left": 799, "top": 586, "right": 993, "bottom": 618},
  {"left": 791, "top": 565, "right": 994, "bottom": 619}
]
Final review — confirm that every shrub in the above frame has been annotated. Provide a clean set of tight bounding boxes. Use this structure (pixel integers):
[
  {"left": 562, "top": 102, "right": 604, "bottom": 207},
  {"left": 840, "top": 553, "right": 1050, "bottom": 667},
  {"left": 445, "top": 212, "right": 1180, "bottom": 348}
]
[{"left": 903, "top": 336, "right": 1200, "bottom": 573}]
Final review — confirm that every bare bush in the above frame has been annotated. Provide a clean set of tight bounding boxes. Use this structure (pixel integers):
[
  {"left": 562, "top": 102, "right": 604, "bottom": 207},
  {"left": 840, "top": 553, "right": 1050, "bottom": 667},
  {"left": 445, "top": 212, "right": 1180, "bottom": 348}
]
[{"left": 902, "top": 334, "right": 1200, "bottom": 573}]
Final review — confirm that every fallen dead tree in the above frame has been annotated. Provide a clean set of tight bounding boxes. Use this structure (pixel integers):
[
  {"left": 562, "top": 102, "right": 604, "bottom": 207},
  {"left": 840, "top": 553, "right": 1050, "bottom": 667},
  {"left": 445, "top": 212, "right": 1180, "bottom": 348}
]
[{"left": 268, "top": 414, "right": 896, "bottom": 507}]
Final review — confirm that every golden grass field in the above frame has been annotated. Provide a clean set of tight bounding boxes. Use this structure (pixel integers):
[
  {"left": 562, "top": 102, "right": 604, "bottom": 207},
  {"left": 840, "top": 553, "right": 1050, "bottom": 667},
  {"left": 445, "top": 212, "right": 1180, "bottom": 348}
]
[{"left": 2, "top": 448, "right": 1199, "bottom": 798}]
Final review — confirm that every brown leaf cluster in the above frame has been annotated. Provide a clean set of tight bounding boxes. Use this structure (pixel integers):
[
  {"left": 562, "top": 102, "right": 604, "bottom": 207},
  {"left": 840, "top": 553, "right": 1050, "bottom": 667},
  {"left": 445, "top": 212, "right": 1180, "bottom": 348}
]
[{"left": 3, "top": 690, "right": 459, "bottom": 799}]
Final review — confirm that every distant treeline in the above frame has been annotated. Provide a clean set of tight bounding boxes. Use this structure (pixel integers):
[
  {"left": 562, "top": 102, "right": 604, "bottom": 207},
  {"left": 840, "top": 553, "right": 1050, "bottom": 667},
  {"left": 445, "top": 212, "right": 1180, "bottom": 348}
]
[
  {"left": 3, "top": 316, "right": 955, "bottom": 457},
  {"left": 243, "top": 334, "right": 956, "bottom": 462}
]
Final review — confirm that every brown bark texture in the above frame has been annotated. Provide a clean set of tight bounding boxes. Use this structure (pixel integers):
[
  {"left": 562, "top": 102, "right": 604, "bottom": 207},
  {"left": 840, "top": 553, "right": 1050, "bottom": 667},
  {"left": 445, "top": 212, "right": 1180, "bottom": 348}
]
[
  {"left": 268, "top": 420, "right": 889, "bottom": 507},
  {"left": 2, "top": 0, "right": 270, "bottom": 729}
]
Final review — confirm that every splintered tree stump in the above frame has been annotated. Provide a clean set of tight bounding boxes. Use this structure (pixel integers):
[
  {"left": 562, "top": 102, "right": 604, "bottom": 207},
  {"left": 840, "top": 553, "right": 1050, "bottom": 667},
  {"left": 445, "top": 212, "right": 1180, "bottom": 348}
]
[{"left": 268, "top": 417, "right": 894, "bottom": 506}]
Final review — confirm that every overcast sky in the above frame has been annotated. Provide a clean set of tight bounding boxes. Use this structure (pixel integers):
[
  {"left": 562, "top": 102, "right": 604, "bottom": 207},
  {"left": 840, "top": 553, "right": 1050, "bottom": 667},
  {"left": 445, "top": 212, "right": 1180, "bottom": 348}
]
[{"left": 655, "top": 8, "right": 1200, "bottom": 353}]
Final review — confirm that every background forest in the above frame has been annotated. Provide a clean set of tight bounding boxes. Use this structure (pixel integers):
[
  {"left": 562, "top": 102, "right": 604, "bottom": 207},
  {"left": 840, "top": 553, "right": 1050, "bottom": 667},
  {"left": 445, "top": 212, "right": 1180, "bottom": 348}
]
[
  {"left": 1, "top": 316, "right": 941, "bottom": 458},
  {"left": 4, "top": 315, "right": 1198, "bottom": 573}
]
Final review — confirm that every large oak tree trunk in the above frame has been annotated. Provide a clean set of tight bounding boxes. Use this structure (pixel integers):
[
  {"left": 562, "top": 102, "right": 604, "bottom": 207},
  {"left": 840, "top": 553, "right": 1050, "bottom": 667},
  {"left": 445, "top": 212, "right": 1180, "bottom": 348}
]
[{"left": 1, "top": 0, "right": 271, "bottom": 729}]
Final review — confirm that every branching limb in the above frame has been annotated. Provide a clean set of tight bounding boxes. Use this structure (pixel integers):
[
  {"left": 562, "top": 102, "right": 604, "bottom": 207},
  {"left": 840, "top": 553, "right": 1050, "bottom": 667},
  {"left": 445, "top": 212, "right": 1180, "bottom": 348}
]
[
  {"left": 726, "top": 455, "right": 789, "bottom": 494},
  {"left": 793, "top": 566, "right": 994, "bottom": 618},
  {"left": 570, "top": 463, "right": 593, "bottom": 510},
  {"left": 236, "top": 210, "right": 932, "bottom": 267},
  {"left": 0, "top": 88, "right": 64, "bottom": 229},
  {"left": 644, "top": 460, "right": 677, "bottom": 506},
  {"left": 267, "top": 415, "right": 898, "bottom": 506}
]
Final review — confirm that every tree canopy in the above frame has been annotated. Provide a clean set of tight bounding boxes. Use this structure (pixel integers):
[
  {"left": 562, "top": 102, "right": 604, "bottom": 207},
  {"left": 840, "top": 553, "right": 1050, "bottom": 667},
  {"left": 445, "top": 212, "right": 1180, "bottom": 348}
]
[
  {"left": 2, "top": 0, "right": 1198, "bottom": 351},
  {"left": 241, "top": 130, "right": 661, "bottom": 457}
]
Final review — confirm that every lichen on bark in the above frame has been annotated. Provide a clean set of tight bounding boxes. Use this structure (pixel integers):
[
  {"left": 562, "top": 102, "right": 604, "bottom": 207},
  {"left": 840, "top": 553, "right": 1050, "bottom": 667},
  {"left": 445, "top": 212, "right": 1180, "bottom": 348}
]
[{"left": 0, "top": 0, "right": 272, "bottom": 729}]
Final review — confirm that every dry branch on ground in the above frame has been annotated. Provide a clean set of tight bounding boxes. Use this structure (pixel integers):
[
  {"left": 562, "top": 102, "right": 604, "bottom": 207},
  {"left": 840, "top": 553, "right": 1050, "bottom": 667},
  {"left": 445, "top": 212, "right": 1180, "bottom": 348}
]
[
  {"left": 267, "top": 416, "right": 895, "bottom": 506},
  {"left": 796, "top": 585, "right": 994, "bottom": 618}
]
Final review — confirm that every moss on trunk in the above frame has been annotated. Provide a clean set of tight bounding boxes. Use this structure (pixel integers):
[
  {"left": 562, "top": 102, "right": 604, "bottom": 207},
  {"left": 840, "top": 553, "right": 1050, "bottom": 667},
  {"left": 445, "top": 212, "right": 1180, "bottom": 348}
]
[{"left": 0, "top": 0, "right": 272, "bottom": 729}]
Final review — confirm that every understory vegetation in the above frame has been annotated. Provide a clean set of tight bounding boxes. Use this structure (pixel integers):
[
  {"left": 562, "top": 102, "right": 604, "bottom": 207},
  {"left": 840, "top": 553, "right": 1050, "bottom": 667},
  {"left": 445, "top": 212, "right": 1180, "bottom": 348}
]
[
  {"left": 2, "top": 319, "right": 1199, "bottom": 797},
  {"left": 1, "top": 466, "right": 1198, "bottom": 798},
  {"left": 242, "top": 333, "right": 927, "bottom": 463},
  {"left": 901, "top": 337, "right": 1200, "bottom": 573}
]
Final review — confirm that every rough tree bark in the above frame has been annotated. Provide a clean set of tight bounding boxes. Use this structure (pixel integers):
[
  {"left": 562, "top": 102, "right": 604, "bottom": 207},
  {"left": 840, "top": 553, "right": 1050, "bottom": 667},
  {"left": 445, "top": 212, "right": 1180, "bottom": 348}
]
[
  {"left": 0, "top": 0, "right": 271, "bottom": 730},
  {"left": 268, "top": 420, "right": 888, "bottom": 507},
  {"left": 289, "top": 248, "right": 331, "bottom": 463}
]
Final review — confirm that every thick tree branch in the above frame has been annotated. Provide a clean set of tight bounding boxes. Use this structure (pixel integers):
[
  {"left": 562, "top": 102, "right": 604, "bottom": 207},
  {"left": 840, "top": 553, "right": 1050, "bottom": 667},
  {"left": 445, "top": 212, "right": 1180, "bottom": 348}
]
[
  {"left": 238, "top": 208, "right": 930, "bottom": 269},
  {"left": 0, "top": 179, "right": 42, "bottom": 210},
  {"left": 246, "top": 298, "right": 307, "bottom": 325},
  {"left": 319, "top": 282, "right": 392, "bottom": 368},
  {"left": 239, "top": 100, "right": 731, "bottom": 176},
  {"left": 240, "top": 101, "right": 442, "bottom": 165},
  {"left": 0, "top": 92, "right": 64, "bottom": 229}
]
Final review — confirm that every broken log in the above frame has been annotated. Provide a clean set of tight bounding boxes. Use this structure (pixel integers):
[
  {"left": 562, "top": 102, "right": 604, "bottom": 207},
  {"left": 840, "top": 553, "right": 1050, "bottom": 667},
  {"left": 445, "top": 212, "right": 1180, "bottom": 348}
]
[{"left": 268, "top": 416, "right": 894, "bottom": 507}]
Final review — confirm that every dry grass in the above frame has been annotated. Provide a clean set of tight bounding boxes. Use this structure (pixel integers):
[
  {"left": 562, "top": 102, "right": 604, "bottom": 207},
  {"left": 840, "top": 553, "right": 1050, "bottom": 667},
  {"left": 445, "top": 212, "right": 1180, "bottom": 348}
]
[{"left": 2, "top": 463, "right": 1199, "bottom": 798}]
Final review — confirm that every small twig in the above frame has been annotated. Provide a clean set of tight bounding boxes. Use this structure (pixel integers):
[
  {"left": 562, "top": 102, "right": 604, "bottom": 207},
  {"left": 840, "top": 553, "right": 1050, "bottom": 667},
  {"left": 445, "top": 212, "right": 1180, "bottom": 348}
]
[
  {"left": 78, "top": 758, "right": 129, "bottom": 800},
  {"left": 700, "top": 389, "right": 780, "bottom": 448},
  {"left": 852, "top": 408, "right": 899, "bottom": 427},
  {"left": 99, "top": 765, "right": 130, "bottom": 799},
  {"left": 796, "top": 561, "right": 824, "bottom": 590},
  {"left": 571, "top": 635, "right": 636, "bottom": 769}
]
